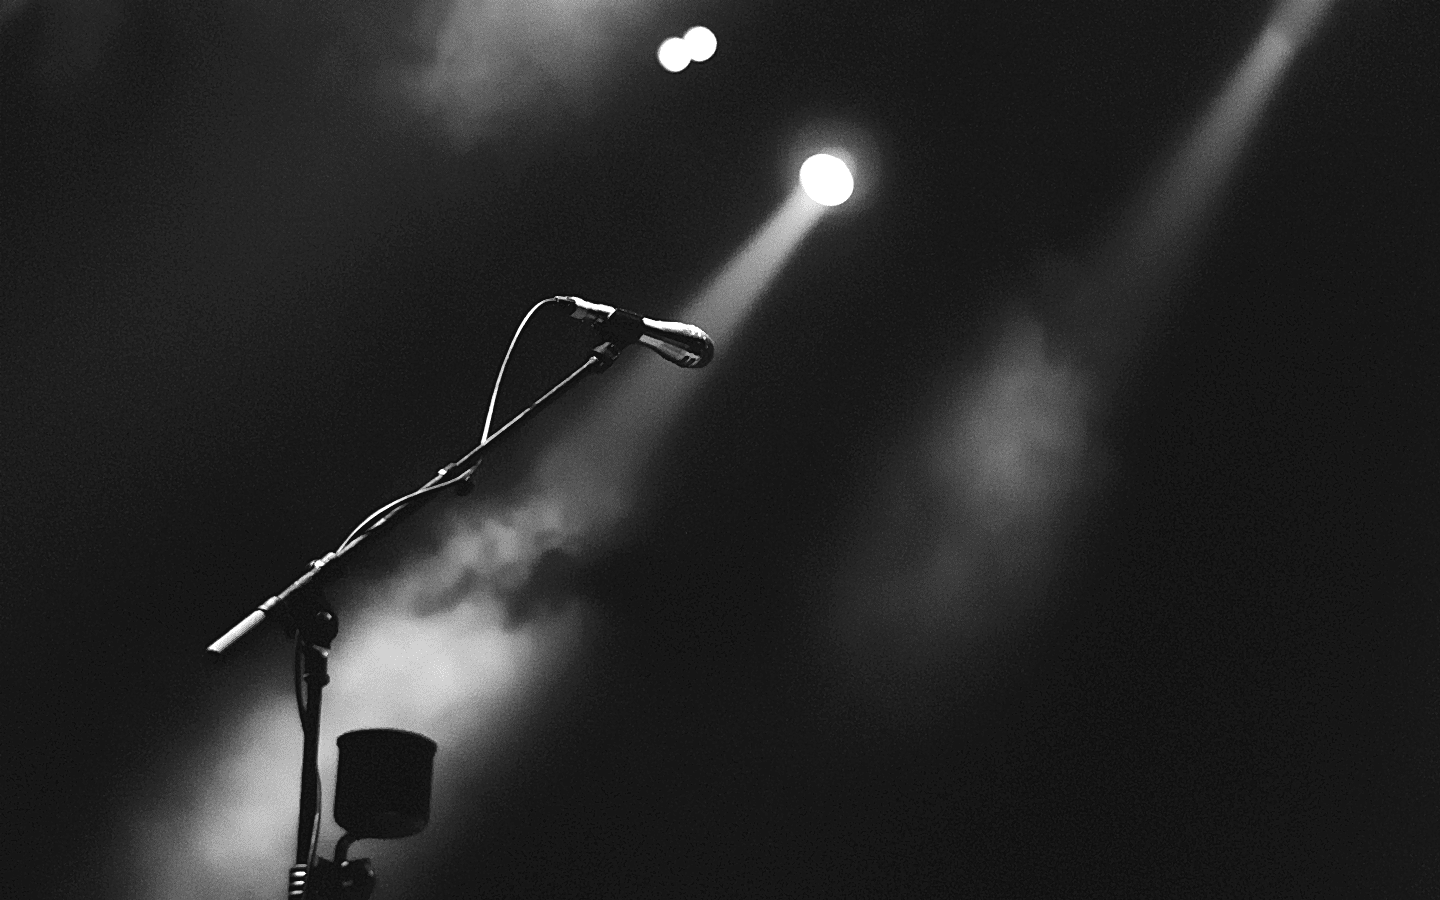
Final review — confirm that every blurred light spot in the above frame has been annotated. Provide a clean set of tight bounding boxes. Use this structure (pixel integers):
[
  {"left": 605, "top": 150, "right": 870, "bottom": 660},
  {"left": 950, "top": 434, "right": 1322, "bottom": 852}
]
[
  {"left": 683, "top": 26, "right": 717, "bottom": 62},
  {"left": 799, "top": 154, "right": 854, "bottom": 206},
  {"left": 657, "top": 36, "right": 691, "bottom": 72}
]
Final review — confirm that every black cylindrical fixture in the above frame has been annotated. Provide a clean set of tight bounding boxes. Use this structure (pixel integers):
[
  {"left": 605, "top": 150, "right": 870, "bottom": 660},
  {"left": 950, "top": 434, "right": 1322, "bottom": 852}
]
[{"left": 334, "top": 729, "right": 437, "bottom": 839}]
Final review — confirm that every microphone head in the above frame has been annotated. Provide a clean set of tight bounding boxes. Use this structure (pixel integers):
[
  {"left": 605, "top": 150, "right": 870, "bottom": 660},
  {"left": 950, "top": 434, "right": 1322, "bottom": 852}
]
[
  {"left": 692, "top": 331, "right": 716, "bottom": 368},
  {"left": 641, "top": 323, "right": 714, "bottom": 368},
  {"left": 560, "top": 296, "right": 714, "bottom": 368}
]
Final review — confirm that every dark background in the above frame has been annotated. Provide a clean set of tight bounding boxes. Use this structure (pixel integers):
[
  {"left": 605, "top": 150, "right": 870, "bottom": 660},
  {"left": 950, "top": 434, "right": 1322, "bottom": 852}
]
[{"left": 2, "top": 1, "right": 1435, "bottom": 897}]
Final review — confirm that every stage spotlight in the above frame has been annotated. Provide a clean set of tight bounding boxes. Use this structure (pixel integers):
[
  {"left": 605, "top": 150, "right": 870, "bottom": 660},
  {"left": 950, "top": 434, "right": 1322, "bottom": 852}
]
[
  {"left": 684, "top": 27, "right": 717, "bottom": 62},
  {"left": 799, "top": 154, "right": 854, "bottom": 206},
  {"left": 657, "top": 37, "right": 690, "bottom": 72}
]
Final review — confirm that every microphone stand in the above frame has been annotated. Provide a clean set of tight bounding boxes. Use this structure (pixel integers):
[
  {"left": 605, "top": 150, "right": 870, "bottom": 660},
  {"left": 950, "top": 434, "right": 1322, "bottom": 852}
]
[{"left": 207, "top": 338, "right": 626, "bottom": 899}]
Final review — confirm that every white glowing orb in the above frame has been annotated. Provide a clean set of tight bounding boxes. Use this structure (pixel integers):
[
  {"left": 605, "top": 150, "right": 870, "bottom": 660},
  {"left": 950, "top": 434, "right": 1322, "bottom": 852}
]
[
  {"left": 684, "top": 26, "right": 717, "bottom": 62},
  {"left": 657, "top": 37, "right": 691, "bottom": 72},
  {"left": 799, "top": 154, "right": 855, "bottom": 206}
]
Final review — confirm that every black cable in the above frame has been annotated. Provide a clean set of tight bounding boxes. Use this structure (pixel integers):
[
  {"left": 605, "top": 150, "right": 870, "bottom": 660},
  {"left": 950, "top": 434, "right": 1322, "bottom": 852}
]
[
  {"left": 336, "top": 468, "right": 474, "bottom": 553},
  {"left": 310, "top": 777, "right": 322, "bottom": 867},
  {"left": 294, "top": 635, "right": 323, "bottom": 867},
  {"left": 294, "top": 635, "right": 306, "bottom": 720},
  {"left": 334, "top": 296, "right": 561, "bottom": 553},
  {"left": 483, "top": 297, "right": 560, "bottom": 443},
  {"left": 287, "top": 296, "right": 563, "bottom": 871}
]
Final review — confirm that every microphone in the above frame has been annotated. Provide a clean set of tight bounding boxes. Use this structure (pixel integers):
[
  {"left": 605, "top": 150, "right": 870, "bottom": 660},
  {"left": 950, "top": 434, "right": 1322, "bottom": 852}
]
[{"left": 559, "top": 297, "right": 715, "bottom": 368}]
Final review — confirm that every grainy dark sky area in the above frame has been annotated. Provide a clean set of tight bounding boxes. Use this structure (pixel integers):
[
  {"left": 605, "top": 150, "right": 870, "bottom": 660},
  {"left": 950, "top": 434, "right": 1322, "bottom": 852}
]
[{"left": 2, "top": 1, "right": 1435, "bottom": 897}]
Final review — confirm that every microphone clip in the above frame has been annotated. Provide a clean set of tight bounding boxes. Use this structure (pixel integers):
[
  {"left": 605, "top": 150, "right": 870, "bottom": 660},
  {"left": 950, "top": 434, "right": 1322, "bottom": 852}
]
[
  {"left": 588, "top": 340, "right": 625, "bottom": 372},
  {"left": 591, "top": 307, "right": 646, "bottom": 347}
]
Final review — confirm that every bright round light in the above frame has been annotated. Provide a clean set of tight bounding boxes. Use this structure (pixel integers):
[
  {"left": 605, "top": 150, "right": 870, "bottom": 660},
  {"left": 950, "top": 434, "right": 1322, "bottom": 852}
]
[
  {"left": 799, "top": 154, "right": 855, "bottom": 206},
  {"left": 683, "top": 26, "right": 717, "bottom": 62},
  {"left": 657, "top": 37, "right": 691, "bottom": 72}
]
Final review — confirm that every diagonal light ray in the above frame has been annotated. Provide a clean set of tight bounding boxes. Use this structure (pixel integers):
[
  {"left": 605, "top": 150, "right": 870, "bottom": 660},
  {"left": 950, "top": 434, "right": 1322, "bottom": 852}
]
[
  {"left": 121, "top": 186, "right": 827, "bottom": 900},
  {"left": 827, "top": 1, "right": 1333, "bottom": 709}
]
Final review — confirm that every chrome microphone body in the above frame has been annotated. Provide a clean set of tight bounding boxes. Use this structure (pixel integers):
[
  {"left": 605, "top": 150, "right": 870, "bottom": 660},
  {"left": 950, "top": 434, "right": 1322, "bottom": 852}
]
[{"left": 559, "top": 297, "right": 715, "bottom": 368}]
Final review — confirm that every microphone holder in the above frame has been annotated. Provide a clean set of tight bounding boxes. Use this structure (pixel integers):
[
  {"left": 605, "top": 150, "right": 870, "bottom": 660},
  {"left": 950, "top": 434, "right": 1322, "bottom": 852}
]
[{"left": 206, "top": 337, "right": 628, "bottom": 899}]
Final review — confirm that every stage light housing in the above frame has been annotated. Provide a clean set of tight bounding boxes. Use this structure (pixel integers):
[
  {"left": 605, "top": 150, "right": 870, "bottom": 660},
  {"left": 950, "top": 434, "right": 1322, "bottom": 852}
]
[
  {"left": 799, "top": 154, "right": 854, "bottom": 206},
  {"left": 684, "top": 27, "right": 717, "bottom": 62},
  {"left": 657, "top": 37, "right": 690, "bottom": 72}
]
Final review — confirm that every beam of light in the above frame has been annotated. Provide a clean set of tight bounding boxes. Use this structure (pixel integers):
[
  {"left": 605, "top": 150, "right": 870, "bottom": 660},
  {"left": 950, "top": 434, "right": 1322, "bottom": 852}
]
[
  {"left": 119, "top": 185, "right": 827, "bottom": 900},
  {"left": 1106, "top": 23, "right": 1298, "bottom": 294},
  {"left": 1086, "top": 0, "right": 1333, "bottom": 382},
  {"left": 528, "top": 185, "right": 825, "bottom": 536},
  {"left": 1273, "top": 0, "right": 1337, "bottom": 47},
  {"left": 824, "top": 0, "right": 1333, "bottom": 715},
  {"left": 673, "top": 187, "right": 826, "bottom": 363}
]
